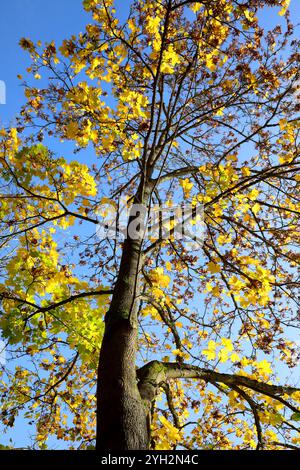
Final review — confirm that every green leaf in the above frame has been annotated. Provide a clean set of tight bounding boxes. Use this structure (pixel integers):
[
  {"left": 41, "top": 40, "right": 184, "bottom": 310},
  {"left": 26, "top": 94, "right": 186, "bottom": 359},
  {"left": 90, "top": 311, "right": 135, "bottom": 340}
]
[{"left": 291, "top": 412, "right": 300, "bottom": 421}]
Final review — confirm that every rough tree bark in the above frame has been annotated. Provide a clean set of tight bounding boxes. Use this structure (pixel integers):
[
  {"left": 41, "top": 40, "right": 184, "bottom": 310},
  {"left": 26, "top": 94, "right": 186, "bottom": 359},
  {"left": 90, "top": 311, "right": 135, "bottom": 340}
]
[{"left": 96, "top": 182, "right": 151, "bottom": 450}]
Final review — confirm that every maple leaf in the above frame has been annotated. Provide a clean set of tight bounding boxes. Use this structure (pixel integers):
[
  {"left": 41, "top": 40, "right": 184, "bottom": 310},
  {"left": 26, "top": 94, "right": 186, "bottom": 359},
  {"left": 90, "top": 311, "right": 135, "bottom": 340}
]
[{"left": 208, "top": 262, "right": 221, "bottom": 274}]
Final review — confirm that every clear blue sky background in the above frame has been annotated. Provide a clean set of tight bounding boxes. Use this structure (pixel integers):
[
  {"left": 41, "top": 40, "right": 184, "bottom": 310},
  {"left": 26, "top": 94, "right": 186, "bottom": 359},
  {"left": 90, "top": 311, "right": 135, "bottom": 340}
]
[
  {"left": 0, "top": 0, "right": 85, "bottom": 125},
  {"left": 0, "top": 0, "right": 299, "bottom": 449}
]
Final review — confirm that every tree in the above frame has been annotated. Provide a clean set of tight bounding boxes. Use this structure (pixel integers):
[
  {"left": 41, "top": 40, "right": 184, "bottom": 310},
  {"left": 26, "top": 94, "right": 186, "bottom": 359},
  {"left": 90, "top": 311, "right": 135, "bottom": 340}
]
[{"left": 0, "top": 0, "right": 300, "bottom": 451}]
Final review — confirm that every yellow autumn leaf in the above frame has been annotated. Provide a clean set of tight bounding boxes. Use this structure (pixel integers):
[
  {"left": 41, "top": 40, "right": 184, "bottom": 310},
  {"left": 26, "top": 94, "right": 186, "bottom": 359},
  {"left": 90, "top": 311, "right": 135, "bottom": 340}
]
[
  {"left": 159, "top": 415, "right": 181, "bottom": 442},
  {"left": 149, "top": 267, "right": 171, "bottom": 288},
  {"left": 252, "top": 203, "right": 261, "bottom": 215},
  {"left": 230, "top": 352, "right": 240, "bottom": 362},
  {"left": 244, "top": 9, "right": 255, "bottom": 22},
  {"left": 221, "top": 337, "right": 233, "bottom": 351},
  {"left": 202, "top": 340, "right": 217, "bottom": 360},
  {"left": 278, "top": 0, "right": 290, "bottom": 16},
  {"left": 255, "top": 359, "right": 272, "bottom": 375},
  {"left": 190, "top": 2, "right": 202, "bottom": 13},
  {"left": 65, "top": 121, "right": 79, "bottom": 139},
  {"left": 165, "top": 261, "right": 172, "bottom": 271},
  {"left": 202, "top": 349, "right": 216, "bottom": 360},
  {"left": 180, "top": 178, "right": 193, "bottom": 196},
  {"left": 218, "top": 349, "right": 229, "bottom": 363},
  {"left": 208, "top": 262, "right": 221, "bottom": 274}
]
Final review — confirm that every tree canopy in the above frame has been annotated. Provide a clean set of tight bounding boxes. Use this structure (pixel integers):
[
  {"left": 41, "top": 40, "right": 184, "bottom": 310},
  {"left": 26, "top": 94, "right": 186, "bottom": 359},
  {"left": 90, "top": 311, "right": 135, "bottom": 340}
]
[{"left": 0, "top": 0, "right": 300, "bottom": 450}]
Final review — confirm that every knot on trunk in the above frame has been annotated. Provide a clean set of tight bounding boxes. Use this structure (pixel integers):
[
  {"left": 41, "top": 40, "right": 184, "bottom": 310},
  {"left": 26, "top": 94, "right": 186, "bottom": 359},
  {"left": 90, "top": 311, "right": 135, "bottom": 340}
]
[
  {"left": 116, "top": 377, "right": 125, "bottom": 389},
  {"left": 137, "top": 360, "right": 167, "bottom": 409}
]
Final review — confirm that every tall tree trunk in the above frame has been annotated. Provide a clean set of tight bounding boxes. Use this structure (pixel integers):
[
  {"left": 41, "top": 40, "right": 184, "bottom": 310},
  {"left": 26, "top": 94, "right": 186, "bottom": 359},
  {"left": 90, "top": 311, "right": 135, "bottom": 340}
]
[
  {"left": 96, "top": 319, "right": 149, "bottom": 450},
  {"left": 96, "top": 184, "right": 151, "bottom": 450}
]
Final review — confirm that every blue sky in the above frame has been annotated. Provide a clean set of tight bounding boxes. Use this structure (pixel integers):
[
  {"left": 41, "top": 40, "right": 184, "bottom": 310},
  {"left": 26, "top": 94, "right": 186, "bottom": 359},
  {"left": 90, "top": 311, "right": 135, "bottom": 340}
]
[
  {"left": 0, "top": 0, "right": 88, "bottom": 126},
  {"left": 0, "top": 0, "right": 300, "bottom": 449}
]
